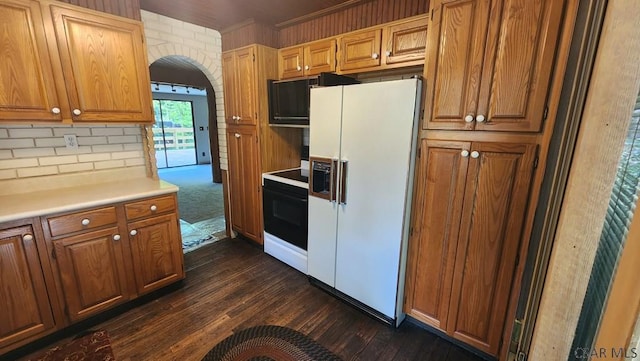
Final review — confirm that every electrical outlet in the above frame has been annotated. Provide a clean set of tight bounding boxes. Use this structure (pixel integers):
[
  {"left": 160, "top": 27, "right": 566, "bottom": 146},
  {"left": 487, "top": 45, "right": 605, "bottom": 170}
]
[{"left": 63, "top": 134, "right": 78, "bottom": 150}]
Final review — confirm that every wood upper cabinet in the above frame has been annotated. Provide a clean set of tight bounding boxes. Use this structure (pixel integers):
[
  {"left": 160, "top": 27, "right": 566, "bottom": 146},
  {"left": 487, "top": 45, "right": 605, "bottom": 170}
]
[
  {"left": 405, "top": 140, "right": 537, "bottom": 356},
  {"left": 279, "top": 39, "right": 336, "bottom": 79},
  {"left": 226, "top": 126, "right": 262, "bottom": 244},
  {"left": 338, "top": 28, "right": 382, "bottom": 72},
  {"left": 0, "top": 223, "right": 56, "bottom": 351},
  {"left": 128, "top": 212, "right": 184, "bottom": 295},
  {"left": 0, "top": 0, "right": 153, "bottom": 123},
  {"left": 0, "top": 0, "right": 63, "bottom": 122},
  {"left": 47, "top": 2, "right": 153, "bottom": 123},
  {"left": 382, "top": 16, "right": 428, "bottom": 65},
  {"left": 52, "top": 226, "right": 129, "bottom": 322},
  {"left": 424, "top": 0, "right": 564, "bottom": 132},
  {"left": 222, "top": 46, "right": 257, "bottom": 125}
]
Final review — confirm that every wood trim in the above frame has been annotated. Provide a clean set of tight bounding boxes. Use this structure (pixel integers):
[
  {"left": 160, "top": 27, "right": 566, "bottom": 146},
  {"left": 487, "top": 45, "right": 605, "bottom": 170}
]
[
  {"left": 507, "top": 0, "right": 605, "bottom": 358},
  {"left": 275, "top": 0, "right": 375, "bottom": 28},
  {"left": 529, "top": 0, "right": 640, "bottom": 359},
  {"left": 221, "top": 169, "right": 231, "bottom": 237},
  {"left": 593, "top": 206, "right": 640, "bottom": 359}
]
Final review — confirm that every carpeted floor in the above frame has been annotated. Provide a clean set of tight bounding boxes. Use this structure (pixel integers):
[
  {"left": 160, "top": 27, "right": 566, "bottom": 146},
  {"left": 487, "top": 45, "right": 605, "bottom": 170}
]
[
  {"left": 158, "top": 165, "right": 224, "bottom": 223},
  {"left": 158, "top": 165, "right": 226, "bottom": 253}
]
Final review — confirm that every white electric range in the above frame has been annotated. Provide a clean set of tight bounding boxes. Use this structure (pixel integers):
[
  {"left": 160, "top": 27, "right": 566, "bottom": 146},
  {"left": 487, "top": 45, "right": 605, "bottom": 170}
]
[{"left": 261, "top": 161, "right": 309, "bottom": 273}]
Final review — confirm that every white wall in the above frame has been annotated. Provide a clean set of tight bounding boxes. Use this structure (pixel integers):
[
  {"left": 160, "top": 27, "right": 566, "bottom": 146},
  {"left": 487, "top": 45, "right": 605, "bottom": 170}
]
[{"left": 152, "top": 92, "right": 211, "bottom": 164}]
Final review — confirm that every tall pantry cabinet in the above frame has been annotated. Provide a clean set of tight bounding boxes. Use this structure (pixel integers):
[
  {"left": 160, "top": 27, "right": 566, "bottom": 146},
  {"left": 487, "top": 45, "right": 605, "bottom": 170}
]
[
  {"left": 404, "top": 0, "right": 565, "bottom": 358},
  {"left": 222, "top": 45, "right": 301, "bottom": 244}
]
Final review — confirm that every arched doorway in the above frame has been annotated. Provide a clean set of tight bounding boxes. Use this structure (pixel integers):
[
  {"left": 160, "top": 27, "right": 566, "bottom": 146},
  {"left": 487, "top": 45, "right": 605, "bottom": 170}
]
[{"left": 149, "top": 55, "right": 225, "bottom": 253}]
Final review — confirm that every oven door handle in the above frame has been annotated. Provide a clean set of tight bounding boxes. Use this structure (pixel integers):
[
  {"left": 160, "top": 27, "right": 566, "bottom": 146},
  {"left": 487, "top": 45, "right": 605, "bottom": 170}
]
[{"left": 264, "top": 188, "right": 308, "bottom": 204}]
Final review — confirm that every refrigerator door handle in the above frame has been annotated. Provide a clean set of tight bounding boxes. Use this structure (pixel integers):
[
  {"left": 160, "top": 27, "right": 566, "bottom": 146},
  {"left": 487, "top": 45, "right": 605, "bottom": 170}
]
[
  {"left": 339, "top": 160, "right": 348, "bottom": 205},
  {"left": 331, "top": 159, "right": 339, "bottom": 203}
]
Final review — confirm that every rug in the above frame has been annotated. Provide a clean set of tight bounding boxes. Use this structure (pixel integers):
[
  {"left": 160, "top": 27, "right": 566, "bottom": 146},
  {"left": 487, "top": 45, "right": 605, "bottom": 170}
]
[
  {"left": 201, "top": 325, "right": 342, "bottom": 361},
  {"left": 29, "top": 330, "right": 114, "bottom": 361},
  {"left": 181, "top": 217, "right": 226, "bottom": 253}
]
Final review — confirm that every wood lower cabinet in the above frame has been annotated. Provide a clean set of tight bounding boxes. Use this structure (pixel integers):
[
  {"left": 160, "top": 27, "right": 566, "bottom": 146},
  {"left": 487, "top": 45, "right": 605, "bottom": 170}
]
[
  {"left": 405, "top": 139, "right": 537, "bottom": 356},
  {"left": 128, "top": 212, "right": 184, "bottom": 295},
  {"left": 423, "top": 0, "right": 563, "bottom": 132},
  {"left": 0, "top": 0, "right": 153, "bottom": 123},
  {"left": 52, "top": 226, "right": 129, "bottom": 322},
  {"left": 227, "top": 126, "right": 262, "bottom": 243},
  {"left": 0, "top": 222, "right": 57, "bottom": 353}
]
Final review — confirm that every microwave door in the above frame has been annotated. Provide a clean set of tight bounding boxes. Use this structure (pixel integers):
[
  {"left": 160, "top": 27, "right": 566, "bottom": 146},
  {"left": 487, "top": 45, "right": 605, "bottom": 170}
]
[{"left": 309, "top": 157, "right": 338, "bottom": 202}]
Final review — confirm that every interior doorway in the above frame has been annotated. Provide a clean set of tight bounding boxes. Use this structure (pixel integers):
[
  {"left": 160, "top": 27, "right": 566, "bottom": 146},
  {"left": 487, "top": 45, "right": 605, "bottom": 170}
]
[{"left": 149, "top": 55, "right": 226, "bottom": 253}]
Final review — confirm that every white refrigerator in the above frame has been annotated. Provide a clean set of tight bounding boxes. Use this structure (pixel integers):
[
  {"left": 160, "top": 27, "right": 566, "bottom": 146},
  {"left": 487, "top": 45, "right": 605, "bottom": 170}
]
[{"left": 307, "top": 78, "right": 421, "bottom": 325}]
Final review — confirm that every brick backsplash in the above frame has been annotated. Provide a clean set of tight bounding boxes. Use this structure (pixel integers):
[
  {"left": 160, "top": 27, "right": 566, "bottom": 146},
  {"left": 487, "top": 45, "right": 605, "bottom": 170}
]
[{"left": 0, "top": 124, "right": 145, "bottom": 181}]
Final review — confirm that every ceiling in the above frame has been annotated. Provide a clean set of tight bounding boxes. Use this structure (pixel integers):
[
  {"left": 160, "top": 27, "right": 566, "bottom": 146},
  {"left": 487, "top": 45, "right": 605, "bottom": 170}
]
[{"left": 139, "top": 0, "right": 356, "bottom": 31}]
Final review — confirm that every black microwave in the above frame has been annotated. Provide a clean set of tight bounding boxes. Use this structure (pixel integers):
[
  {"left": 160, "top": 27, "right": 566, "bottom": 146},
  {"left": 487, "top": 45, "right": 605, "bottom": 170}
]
[{"left": 268, "top": 73, "right": 358, "bottom": 127}]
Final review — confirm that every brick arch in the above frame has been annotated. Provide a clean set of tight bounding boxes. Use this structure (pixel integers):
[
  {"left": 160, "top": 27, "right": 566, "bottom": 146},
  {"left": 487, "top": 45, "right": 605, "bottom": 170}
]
[{"left": 146, "top": 44, "right": 223, "bottom": 103}]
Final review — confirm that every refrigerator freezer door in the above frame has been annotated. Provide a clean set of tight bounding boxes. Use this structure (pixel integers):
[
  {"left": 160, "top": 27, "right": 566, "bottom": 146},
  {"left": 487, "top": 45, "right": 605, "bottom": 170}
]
[
  {"left": 307, "top": 86, "right": 344, "bottom": 285},
  {"left": 335, "top": 79, "right": 420, "bottom": 319}
]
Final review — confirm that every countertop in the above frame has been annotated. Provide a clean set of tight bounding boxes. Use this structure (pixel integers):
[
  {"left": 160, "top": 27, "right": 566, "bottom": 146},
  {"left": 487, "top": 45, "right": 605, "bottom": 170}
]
[{"left": 0, "top": 178, "right": 178, "bottom": 224}]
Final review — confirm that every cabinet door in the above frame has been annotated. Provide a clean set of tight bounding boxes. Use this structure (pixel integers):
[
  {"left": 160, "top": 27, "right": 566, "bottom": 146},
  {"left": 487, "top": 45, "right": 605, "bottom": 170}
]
[
  {"left": 338, "top": 29, "right": 382, "bottom": 71},
  {"left": 383, "top": 16, "right": 428, "bottom": 65},
  {"left": 476, "top": 0, "right": 564, "bottom": 132},
  {"left": 226, "top": 127, "right": 262, "bottom": 243},
  {"left": 279, "top": 46, "right": 304, "bottom": 79},
  {"left": 0, "top": 0, "right": 63, "bottom": 122},
  {"left": 128, "top": 213, "right": 184, "bottom": 295},
  {"left": 304, "top": 39, "right": 336, "bottom": 76},
  {"left": 222, "top": 52, "right": 238, "bottom": 124},
  {"left": 424, "top": 0, "right": 493, "bottom": 130},
  {"left": 53, "top": 227, "right": 129, "bottom": 322},
  {"left": 234, "top": 47, "right": 257, "bottom": 126},
  {"left": 446, "top": 142, "right": 536, "bottom": 356},
  {"left": 47, "top": 4, "right": 153, "bottom": 123},
  {"left": 0, "top": 225, "right": 55, "bottom": 349},
  {"left": 404, "top": 140, "right": 470, "bottom": 330}
]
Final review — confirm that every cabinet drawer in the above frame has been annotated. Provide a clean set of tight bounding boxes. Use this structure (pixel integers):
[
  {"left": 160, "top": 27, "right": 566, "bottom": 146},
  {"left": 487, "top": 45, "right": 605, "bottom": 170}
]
[
  {"left": 47, "top": 207, "right": 117, "bottom": 237},
  {"left": 125, "top": 195, "right": 176, "bottom": 221}
]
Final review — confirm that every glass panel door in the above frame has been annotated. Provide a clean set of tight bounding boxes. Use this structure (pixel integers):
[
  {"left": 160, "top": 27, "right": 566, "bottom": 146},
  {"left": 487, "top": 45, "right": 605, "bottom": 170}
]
[{"left": 153, "top": 99, "right": 197, "bottom": 168}]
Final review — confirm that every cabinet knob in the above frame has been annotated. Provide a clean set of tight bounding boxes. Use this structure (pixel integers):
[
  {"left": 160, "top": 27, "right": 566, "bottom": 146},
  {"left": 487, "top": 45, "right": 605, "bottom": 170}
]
[
  {"left": 461, "top": 150, "right": 470, "bottom": 158},
  {"left": 296, "top": 66, "right": 302, "bottom": 71},
  {"left": 464, "top": 114, "right": 474, "bottom": 123},
  {"left": 81, "top": 218, "right": 90, "bottom": 226},
  {"left": 386, "top": 50, "right": 392, "bottom": 56},
  {"left": 305, "top": 65, "right": 310, "bottom": 70},
  {"left": 235, "top": 133, "right": 241, "bottom": 138},
  {"left": 23, "top": 234, "right": 34, "bottom": 242},
  {"left": 113, "top": 234, "right": 121, "bottom": 241},
  {"left": 130, "top": 230, "right": 137, "bottom": 236},
  {"left": 72, "top": 109, "right": 82, "bottom": 116},
  {"left": 471, "top": 151, "right": 480, "bottom": 159},
  {"left": 476, "top": 114, "right": 486, "bottom": 123},
  {"left": 372, "top": 53, "right": 379, "bottom": 59},
  {"left": 236, "top": 116, "right": 241, "bottom": 121},
  {"left": 231, "top": 115, "right": 237, "bottom": 120},
  {"left": 51, "top": 107, "right": 61, "bottom": 115},
  {"left": 150, "top": 205, "right": 157, "bottom": 212}
]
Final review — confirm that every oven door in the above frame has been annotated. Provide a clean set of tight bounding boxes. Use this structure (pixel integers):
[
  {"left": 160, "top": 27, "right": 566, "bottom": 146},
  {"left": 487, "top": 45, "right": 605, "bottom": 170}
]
[{"left": 263, "top": 179, "right": 308, "bottom": 250}]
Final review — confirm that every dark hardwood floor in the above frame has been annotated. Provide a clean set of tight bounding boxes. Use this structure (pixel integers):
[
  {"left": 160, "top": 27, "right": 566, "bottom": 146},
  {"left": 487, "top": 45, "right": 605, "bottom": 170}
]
[{"left": 16, "top": 238, "right": 486, "bottom": 361}]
